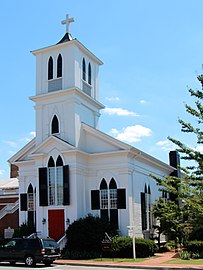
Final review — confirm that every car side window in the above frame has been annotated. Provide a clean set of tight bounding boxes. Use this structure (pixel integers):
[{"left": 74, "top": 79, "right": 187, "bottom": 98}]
[{"left": 5, "top": 240, "right": 16, "bottom": 247}]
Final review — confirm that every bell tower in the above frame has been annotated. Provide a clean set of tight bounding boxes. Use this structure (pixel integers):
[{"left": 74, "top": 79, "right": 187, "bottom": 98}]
[{"left": 30, "top": 14, "right": 104, "bottom": 147}]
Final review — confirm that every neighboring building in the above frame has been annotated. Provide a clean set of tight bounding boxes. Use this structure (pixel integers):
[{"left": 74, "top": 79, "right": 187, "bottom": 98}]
[
  {"left": 0, "top": 178, "right": 19, "bottom": 239},
  {"left": 9, "top": 15, "right": 177, "bottom": 242}
]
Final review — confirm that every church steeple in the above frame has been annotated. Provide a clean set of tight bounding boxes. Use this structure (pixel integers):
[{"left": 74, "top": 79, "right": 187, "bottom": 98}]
[{"left": 30, "top": 14, "right": 104, "bottom": 147}]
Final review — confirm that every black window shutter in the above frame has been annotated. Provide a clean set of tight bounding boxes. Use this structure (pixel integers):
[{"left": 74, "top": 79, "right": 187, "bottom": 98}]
[
  {"left": 141, "top": 192, "right": 147, "bottom": 230},
  {"left": 91, "top": 190, "right": 100, "bottom": 210},
  {"left": 117, "top": 188, "right": 126, "bottom": 209},
  {"left": 20, "top": 193, "right": 27, "bottom": 211},
  {"left": 100, "top": 209, "right": 108, "bottom": 222},
  {"left": 39, "top": 167, "right": 48, "bottom": 206},
  {"left": 110, "top": 209, "right": 118, "bottom": 229},
  {"left": 63, "top": 165, "right": 70, "bottom": 205}
]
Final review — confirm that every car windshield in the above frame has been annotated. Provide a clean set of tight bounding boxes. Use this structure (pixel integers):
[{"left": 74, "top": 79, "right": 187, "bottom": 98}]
[{"left": 42, "top": 240, "right": 59, "bottom": 249}]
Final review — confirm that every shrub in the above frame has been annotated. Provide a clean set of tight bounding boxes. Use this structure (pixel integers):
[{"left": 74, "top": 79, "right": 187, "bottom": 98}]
[
  {"left": 65, "top": 214, "right": 117, "bottom": 258},
  {"left": 164, "top": 240, "right": 180, "bottom": 251},
  {"left": 112, "top": 236, "right": 158, "bottom": 258},
  {"left": 13, "top": 223, "right": 36, "bottom": 238},
  {"left": 179, "top": 250, "right": 190, "bottom": 260},
  {"left": 189, "top": 228, "right": 203, "bottom": 241},
  {"left": 186, "top": 241, "right": 203, "bottom": 254}
]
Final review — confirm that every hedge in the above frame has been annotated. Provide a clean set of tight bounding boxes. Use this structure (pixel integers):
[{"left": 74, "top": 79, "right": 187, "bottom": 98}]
[
  {"left": 112, "top": 236, "right": 158, "bottom": 258},
  {"left": 186, "top": 241, "right": 203, "bottom": 253}
]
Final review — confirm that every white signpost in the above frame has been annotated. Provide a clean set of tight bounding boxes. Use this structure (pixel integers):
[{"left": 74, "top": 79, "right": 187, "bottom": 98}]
[{"left": 127, "top": 224, "right": 136, "bottom": 259}]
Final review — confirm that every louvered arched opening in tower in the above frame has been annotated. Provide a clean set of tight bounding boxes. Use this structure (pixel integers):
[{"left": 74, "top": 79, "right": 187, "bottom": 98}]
[
  {"left": 82, "top": 58, "right": 86, "bottom": 81},
  {"left": 88, "top": 62, "right": 91, "bottom": 85},
  {"left": 57, "top": 54, "right": 62, "bottom": 78},
  {"left": 51, "top": 115, "right": 59, "bottom": 134},
  {"left": 48, "top": 56, "right": 53, "bottom": 80}
]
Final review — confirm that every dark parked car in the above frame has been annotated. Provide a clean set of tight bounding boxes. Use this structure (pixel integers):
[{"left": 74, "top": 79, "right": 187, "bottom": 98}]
[{"left": 0, "top": 237, "right": 60, "bottom": 267}]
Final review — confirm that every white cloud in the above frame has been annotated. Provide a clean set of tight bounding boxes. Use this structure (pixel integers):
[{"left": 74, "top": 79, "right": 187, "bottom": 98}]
[
  {"left": 105, "top": 96, "right": 120, "bottom": 102},
  {"left": 0, "top": 169, "right": 5, "bottom": 175},
  {"left": 29, "top": 131, "right": 36, "bottom": 138},
  {"left": 19, "top": 131, "right": 36, "bottom": 143},
  {"left": 194, "top": 145, "right": 203, "bottom": 153},
  {"left": 110, "top": 125, "right": 152, "bottom": 143},
  {"left": 156, "top": 140, "right": 175, "bottom": 151},
  {"left": 3, "top": 140, "right": 18, "bottom": 148},
  {"left": 140, "top": 99, "right": 147, "bottom": 104},
  {"left": 103, "top": 107, "right": 138, "bottom": 116}
]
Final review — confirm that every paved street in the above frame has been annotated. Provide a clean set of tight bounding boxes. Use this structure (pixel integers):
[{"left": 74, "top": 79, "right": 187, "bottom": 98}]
[{"left": 0, "top": 263, "right": 148, "bottom": 270}]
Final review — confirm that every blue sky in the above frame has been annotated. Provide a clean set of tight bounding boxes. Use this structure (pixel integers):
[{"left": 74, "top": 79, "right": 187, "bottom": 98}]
[{"left": 0, "top": 0, "right": 202, "bottom": 178}]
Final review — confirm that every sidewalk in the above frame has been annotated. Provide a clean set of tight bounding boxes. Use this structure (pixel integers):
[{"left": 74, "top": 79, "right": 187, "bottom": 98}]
[{"left": 55, "top": 251, "right": 203, "bottom": 269}]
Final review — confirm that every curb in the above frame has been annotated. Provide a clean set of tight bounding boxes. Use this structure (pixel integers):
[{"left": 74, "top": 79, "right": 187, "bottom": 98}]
[{"left": 55, "top": 261, "right": 203, "bottom": 270}]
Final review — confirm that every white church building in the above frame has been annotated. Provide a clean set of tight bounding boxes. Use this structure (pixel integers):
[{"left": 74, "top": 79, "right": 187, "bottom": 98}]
[{"left": 9, "top": 15, "right": 178, "bottom": 242}]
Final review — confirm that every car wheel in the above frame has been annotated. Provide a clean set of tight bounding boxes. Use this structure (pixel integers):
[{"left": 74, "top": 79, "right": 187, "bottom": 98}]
[{"left": 25, "top": 255, "right": 36, "bottom": 267}]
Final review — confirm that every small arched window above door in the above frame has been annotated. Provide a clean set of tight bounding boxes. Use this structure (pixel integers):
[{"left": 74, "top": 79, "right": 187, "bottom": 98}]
[{"left": 51, "top": 115, "right": 59, "bottom": 134}]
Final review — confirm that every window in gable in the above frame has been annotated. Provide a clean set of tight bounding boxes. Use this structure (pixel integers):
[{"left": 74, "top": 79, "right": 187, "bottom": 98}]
[{"left": 51, "top": 115, "right": 59, "bottom": 134}]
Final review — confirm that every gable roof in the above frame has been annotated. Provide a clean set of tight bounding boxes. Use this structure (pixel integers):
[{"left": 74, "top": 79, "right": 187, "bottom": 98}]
[
  {"left": 81, "top": 123, "right": 174, "bottom": 172},
  {"left": 8, "top": 124, "right": 174, "bottom": 173}
]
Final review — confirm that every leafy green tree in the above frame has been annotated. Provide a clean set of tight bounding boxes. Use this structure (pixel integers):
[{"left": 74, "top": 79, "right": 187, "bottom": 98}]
[{"left": 153, "top": 74, "right": 203, "bottom": 243}]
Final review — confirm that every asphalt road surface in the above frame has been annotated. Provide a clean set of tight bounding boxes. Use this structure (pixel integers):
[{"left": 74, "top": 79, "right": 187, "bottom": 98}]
[{"left": 0, "top": 262, "right": 151, "bottom": 270}]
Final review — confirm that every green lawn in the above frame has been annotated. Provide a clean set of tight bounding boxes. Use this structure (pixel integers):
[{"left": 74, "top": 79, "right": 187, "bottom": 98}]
[{"left": 165, "top": 258, "right": 203, "bottom": 265}]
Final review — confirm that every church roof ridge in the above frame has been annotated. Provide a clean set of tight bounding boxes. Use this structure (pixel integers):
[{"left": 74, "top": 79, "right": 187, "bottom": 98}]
[{"left": 82, "top": 123, "right": 174, "bottom": 172}]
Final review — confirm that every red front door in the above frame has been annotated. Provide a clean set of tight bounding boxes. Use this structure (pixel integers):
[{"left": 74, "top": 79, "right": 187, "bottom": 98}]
[{"left": 48, "top": 209, "right": 65, "bottom": 241}]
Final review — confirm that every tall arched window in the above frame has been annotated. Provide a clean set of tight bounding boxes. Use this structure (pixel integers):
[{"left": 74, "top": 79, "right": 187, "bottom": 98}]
[
  {"left": 88, "top": 63, "right": 91, "bottom": 85},
  {"left": 109, "top": 178, "right": 117, "bottom": 209},
  {"left": 51, "top": 115, "right": 59, "bottom": 134},
  {"left": 57, "top": 54, "right": 62, "bottom": 78},
  {"left": 56, "top": 155, "right": 63, "bottom": 205},
  {"left": 27, "top": 184, "right": 35, "bottom": 228},
  {"left": 91, "top": 178, "right": 126, "bottom": 230},
  {"left": 141, "top": 184, "right": 152, "bottom": 231},
  {"left": 100, "top": 179, "right": 108, "bottom": 209},
  {"left": 109, "top": 178, "right": 118, "bottom": 228},
  {"left": 82, "top": 58, "right": 86, "bottom": 81},
  {"left": 48, "top": 157, "right": 55, "bottom": 205},
  {"left": 48, "top": 56, "right": 53, "bottom": 80},
  {"left": 48, "top": 156, "right": 64, "bottom": 206}
]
